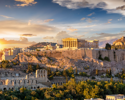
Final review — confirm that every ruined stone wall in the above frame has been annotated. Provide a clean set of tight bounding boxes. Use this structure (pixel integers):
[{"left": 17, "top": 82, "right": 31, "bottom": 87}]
[{"left": 0, "top": 69, "right": 50, "bottom": 91}]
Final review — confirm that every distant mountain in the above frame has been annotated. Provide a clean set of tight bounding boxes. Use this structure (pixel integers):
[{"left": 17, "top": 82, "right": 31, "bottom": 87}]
[
  {"left": 99, "top": 38, "right": 117, "bottom": 48},
  {"left": 28, "top": 42, "right": 56, "bottom": 49},
  {"left": 28, "top": 42, "right": 63, "bottom": 50}
]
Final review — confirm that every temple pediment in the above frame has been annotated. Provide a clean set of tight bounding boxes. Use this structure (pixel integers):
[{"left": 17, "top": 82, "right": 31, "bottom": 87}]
[{"left": 62, "top": 38, "right": 77, "bottom": 41}]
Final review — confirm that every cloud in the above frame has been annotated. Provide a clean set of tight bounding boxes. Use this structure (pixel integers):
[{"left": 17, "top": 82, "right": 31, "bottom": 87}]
[
  {"left": 86, "top": 32, "right": 125, "bottom": 41},
  {"left": 88, "top": 12, "right": 95, "bottom": 16},
  {"left": 20, "top": 34, "right": 36, "bottom": 37},
  {"left": 0, "top": 37, "right": 36, "bottom": 45},
  {"left": 52, "top": 0, "right": 125, "bottom": 16},
  {"left": 116, "top": 5, "right": 125, "bottom": 10},
  {"left": 81, "top": 18, "right": 85, "bottom": 20},
  {"left": 0, "top": 20, "right": 58, "bottom": 36},
  {"left": 118, "top": 17, "right": 122, "bottom": 21},
  {"left": 15, "top": 0, "right": 37, "bottom": 7},
  {"left": 28, "top": 20, "right": 32, "bottom": 25},
  {"left": 28, "top": 19, "right": 54, "bottom": 25},
  {"left": 106, "top": 19, "right": 112, "bottom": 24},
  {"left": 86, "top": 18, "right": 92, "bottom": 23},
  {"left": 44, "top": 19, "right": 54, "bottom": 23},
  {"left": 67, "top": 28, "right": 78, "bottom": 32},
  {"left": 55, "top": 31, "right": 84, "bottom": 43},
  {"left": 84, "top": 25, "right": 96, "bottom": 28},
  {"left": 5, "top": 5, "right": 11, "bottom": 8},
  {"left": 44, "top": 31, "right": 85, "bottom": 44},
  {"left": 43, "top": 36, "right": 54, "bottom": 40},
  {"left": 0, "top": 15, "right": 13, "bottom": 19}
]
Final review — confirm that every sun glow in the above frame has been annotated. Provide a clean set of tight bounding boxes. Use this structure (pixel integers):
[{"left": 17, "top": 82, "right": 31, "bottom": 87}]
[{"left": 0, "top": 44, "right": 4, "bottom": 50}]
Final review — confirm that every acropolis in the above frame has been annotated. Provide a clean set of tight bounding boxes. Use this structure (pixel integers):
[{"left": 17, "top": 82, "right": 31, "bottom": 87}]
[{"left": 62, "top": 38, "right": 99, "bottom": 49}]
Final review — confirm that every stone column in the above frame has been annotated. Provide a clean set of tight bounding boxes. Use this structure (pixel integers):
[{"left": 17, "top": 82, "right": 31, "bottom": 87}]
[
  {"left": 66, "top": 41, "right": 67, "bottom": 47},
  {"left": 68, "top": 41, "right": 70, "bottom": 47},
  {"left": 67, "top": 41, "right": 68, "bottom": 48},
  {"left": 74, "top": 41, "right": 76, "bottom": 47},
  {"left": 63, "top": 41, "right": 64, "bottom": 47},
  {"left": 75, "top": 41, "right": 77, "bottom": 48},
  {"left": 71, "top": 41, "right": 73, "bottom": 47},
  {"left": 76, "top": 41, "right": 78, "bottom": 48},
  {"left": 69, "top": 41, "right": 70, "bottom": 48},
  {"left": 70, "top": 41, "right": 71, "bottom": 48},
  {"left": 64, "top": 41, "right": 66, "bottom": 47}
]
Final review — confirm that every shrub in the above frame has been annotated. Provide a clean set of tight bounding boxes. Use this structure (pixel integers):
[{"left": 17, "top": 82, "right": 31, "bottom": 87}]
[
  {"left": 92, "top": 76, "right": 95, "bottom": 79},
  {"left": 98, "top": 55, "right": 103, "bottom": 60},
  {"left": 84, "top": 66, "right": 90, "bottom": 70},
  {"left": 101, "top": 75, "right": 104, "bottom": 78},
  {"left": 104, "top": 57, "right": 110, "bottom": 61}
]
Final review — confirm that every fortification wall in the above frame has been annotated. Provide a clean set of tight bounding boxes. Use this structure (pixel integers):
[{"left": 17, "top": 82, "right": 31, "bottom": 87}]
[
  {"left": 20, "top": 49, "right": 125, "bottom": 62},
  {"left": 2, "top": 55, "right": 16, "bottom": 60},
  {"left": 85, "top": 49, "right": 93, "bottom": 58},
  {"left": 108, "top": 50, "right": 114, "bottom": 61}
]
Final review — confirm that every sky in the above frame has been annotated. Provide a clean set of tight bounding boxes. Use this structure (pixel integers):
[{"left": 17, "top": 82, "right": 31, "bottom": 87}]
[{"left": 0, "top": 0, "right": 125, "bottom": 48}]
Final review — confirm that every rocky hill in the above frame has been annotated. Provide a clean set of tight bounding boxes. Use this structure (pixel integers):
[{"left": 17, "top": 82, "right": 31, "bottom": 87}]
[
  {"left": 10, "top": 50, "right": 125, "bottom": 75},
  {"left": 28, "top": 42, "right": 57, "bottom": 49}
]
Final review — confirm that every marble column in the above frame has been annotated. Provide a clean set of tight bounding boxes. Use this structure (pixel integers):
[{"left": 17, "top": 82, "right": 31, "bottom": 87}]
[
  {"left": 70, "top": 41, "right": 72, "bottom": 48},
  {"left": 66, "top": 41, "right": 67, "bottom": 47},
  {"left": 72, "top": 41, "right": 73, "bottom": 47},
  {"left": 76, "top": 41, "right": 78, "bottom": 47},
  {"left": 63, "top": 41, "right": 64, "bottom": 47},
  {"left": 68, "top": 41, "right": 69, "bottom": 48},
  {"left": 74, "top": 41, "right": 76, "bottom": 47},
  {"left": 65, "top": 41, "right": 66, "bottom": 47}
]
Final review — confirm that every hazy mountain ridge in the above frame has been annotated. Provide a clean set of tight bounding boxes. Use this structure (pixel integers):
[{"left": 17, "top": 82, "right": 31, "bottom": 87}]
[{"left": 99, "top": 38, "right": 117, "bottom": 48}]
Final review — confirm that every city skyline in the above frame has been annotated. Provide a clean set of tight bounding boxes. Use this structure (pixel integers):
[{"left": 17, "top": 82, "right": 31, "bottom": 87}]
[{"left": 0, "top": 0, "right": 125, "bottom": 48}]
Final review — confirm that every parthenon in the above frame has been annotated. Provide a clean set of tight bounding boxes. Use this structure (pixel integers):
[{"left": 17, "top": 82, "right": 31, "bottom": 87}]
[{"left": 62, "top": 38, "right": 99, "bottom": 49}]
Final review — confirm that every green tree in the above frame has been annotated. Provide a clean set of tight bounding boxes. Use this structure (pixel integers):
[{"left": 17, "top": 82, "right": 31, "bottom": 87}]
[
  {"left": 71, "top": 74, "right": 75, "bottom": 78},
  {"left": 122, "top": 68, "right": 124, "bottom": 74},
  {"left": 27, "top": 64, "right": 33, "bottom": 73},
  {"left": 96, "top": 69, "right": 98, "bottom": 76},
  {"left": 121, "top": 79, "right": 123, "bottom": 83},
  {"left": 36, "top": 64, "right": 40, "bottom": 69},
  {"left": 109, "top": 68, "right": 112, "bottom": 76},
  {"left": 75, "top": 67, "right": 78, "bottom": 75},
  {"left": 105, "top": 43, "right": 111, "bottom": 50},
  {"left": 66, "top": 76, "right": 68, "bottom": 83},
  {"left": 20, "top": 87, "right": 27, "bottom": 93},
  {"left": 106, "top": 69, "right": 109, "bottom": 75},
  {"left": 63, "top": 70, "right": 67, "bottom": 77},
  {"left": 47, "top": 67, "right": 51, "bottom": 76},
  {"left": 110, "top": 77, "right": 113, "bottom": 82}
]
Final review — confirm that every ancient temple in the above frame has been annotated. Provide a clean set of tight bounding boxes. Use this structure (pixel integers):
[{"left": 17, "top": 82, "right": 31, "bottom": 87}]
[{"left": 62, "top": 38, "right": 99, "bottom": 49}]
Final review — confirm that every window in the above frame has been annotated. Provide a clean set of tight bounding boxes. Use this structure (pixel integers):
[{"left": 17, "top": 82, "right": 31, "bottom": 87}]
[{"left": 15, "top": 81, "right": 16, "bottom": 84}]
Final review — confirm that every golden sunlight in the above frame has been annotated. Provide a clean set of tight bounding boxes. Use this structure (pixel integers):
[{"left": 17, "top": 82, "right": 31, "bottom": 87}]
[{"left": 0, "top": 43, "right": 4, "bottom": 50}]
